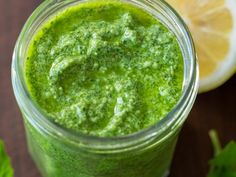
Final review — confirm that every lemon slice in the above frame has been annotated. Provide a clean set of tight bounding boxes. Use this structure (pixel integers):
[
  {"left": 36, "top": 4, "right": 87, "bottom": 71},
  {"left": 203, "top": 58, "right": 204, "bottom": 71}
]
[{"left": 166, "top": 0, "right": 236, "bottom": 92}]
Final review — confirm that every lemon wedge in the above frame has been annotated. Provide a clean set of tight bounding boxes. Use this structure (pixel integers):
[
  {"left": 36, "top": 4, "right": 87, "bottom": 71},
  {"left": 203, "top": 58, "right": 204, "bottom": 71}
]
[{"left": 166, "top": 0, "right": 236, "bottom": 92}]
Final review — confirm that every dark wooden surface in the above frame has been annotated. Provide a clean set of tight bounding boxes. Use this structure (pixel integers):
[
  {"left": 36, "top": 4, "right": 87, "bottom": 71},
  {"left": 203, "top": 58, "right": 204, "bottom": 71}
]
[{"left": 0, "top": 0, "right": 235, "bottom": 177}]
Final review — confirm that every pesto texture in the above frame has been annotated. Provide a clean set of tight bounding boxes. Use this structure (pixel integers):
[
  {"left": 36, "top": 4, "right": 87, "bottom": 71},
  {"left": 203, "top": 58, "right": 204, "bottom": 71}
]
[{"left": 26, "top": 0, "right": 183, "bottom": 137}]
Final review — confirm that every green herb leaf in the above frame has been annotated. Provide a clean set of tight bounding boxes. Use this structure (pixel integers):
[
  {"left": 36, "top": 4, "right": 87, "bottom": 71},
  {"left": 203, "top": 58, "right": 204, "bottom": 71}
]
[
  {"left": 207, "top": 130, "right": 236, "bottom": 177},
  {"left": 0, "top": 140, "right": 14, "bottom": 177}
]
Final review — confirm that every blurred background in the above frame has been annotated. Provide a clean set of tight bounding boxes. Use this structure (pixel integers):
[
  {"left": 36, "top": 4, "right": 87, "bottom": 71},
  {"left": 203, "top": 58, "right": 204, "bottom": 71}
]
[{"left": 0, "top": 0, "right": 235, "bottom": 177}]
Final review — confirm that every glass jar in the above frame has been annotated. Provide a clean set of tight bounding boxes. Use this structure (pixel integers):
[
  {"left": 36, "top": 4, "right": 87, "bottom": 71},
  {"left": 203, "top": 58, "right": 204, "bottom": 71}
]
[{"left": 12, "top": 0, "right": 198, "bottom": 177}]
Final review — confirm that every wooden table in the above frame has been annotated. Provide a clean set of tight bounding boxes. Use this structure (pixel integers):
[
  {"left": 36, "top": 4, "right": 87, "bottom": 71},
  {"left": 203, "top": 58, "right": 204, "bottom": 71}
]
[{"left": 0, "top": 0, "right": 235, "bottom": 176}]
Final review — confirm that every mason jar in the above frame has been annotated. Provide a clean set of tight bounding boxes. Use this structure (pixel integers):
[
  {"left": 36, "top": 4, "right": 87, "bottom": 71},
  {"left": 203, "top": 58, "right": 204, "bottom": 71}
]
[{"left": 12, "top": 0, "right": 199, "bottom": 177}]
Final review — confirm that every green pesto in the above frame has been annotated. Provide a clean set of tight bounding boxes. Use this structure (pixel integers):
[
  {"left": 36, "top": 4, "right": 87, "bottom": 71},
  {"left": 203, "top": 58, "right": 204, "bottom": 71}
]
[{"left": 26, "top": 0, "right": 183, "bottom": 137}]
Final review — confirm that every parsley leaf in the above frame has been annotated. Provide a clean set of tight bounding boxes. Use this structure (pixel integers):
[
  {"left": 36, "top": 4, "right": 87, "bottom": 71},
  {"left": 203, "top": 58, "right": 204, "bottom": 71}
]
[
  {"left": 207, "top": 130, "right": 236, "bottom": 177},
  {"left": 0, "top": 140, "right": 14, "bottom": 177}
]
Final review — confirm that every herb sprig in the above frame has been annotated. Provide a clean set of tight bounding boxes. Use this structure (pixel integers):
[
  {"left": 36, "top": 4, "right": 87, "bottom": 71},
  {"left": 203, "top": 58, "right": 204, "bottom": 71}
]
[
  {"left": 0, "top": 140, "right": 14, "bottom": 177},
  {"left": 207, "top": 130, "right": 236, "bottom": 177}
]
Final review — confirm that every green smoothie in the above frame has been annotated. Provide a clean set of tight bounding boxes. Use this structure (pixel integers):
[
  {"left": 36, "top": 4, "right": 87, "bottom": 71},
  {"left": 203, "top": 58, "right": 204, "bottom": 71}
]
[{"left": 26, "top": 0, "right": 183, "bottom": 137}]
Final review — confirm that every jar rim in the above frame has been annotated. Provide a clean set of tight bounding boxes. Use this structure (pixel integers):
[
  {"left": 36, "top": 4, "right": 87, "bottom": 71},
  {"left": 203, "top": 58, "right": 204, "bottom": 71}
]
[{"left": 12, "top": 0, "right": 198, "bottom": 151}]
